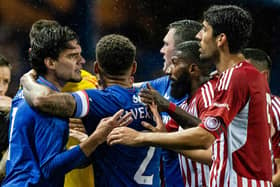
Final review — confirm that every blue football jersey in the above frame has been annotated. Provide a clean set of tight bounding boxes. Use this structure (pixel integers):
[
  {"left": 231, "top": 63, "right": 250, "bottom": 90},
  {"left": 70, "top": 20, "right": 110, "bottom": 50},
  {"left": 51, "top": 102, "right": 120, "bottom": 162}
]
[
  {"left": 72, "top": 85, "right": 161, "bottom": 187},
  {"left": 148, "top": 76, "right": 188, "bottom": 187},
  {"left": 3, "top": 77, "right": 87, "bottom": 187}
]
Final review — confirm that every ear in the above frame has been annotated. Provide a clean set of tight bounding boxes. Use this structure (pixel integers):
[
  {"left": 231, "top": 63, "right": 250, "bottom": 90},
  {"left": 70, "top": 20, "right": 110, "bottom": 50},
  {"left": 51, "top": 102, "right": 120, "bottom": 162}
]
[
  {"left": 189, "top": 63, "right": 200, "bottom": 77},
  {"left": 44, "top": 57, "right": 56, "bottom": 70},
  {"left": 261, "top": 70, "right": 270, "bottom": 82},
  {"left": 93, "top": 61, "right": 100, "bottom": 74},
  {"left": 130, "top": 61, "right": 137, "bottom": 75},
  {"left": 216, "top": 33, "right": 227, "bottom": 47}
]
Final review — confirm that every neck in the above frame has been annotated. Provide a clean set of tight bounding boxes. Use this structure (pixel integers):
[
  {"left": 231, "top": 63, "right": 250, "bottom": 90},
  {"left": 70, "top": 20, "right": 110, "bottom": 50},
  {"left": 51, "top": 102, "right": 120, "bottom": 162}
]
[
  {"left": 216, "top": 52, "right": 245, "bottom": 73},
  {"left": 98, "top": 73, "right": 132, "bottom": 89},
  {"left": 43, "top": 74, "right": 65, "bottom": 91},
  {"left": 190, "top": 75, "right": 208, "bottom": 97}
]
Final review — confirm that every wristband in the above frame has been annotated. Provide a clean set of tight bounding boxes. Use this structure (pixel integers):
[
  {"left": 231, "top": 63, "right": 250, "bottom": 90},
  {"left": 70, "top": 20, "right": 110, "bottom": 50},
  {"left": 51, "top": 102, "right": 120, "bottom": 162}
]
[{"left": 168, "top": 102, "right": 176, "bottom": 113}]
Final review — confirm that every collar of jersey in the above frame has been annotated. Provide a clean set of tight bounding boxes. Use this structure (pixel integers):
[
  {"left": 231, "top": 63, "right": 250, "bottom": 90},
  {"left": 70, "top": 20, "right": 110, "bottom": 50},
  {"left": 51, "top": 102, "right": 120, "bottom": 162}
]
[{"left": 37, "top": 76, "right": 60, "bottom": 92}]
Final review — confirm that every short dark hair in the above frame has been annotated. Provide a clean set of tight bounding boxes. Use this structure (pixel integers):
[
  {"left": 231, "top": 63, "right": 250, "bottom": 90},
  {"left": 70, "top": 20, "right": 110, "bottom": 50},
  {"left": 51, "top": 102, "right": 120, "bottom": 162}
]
[
  {"left": 96, "top": 34, "right": 136, "bottom": 76},
  {"left": 176, "top": 41, "right": 212, "bottom": 76},
  {"left": 29, "top": 19, "right": 60, "bottom": 46},
  {"left": 0, "top": 55, "right": 11, "bottom": 69},
  {"left": 242, "top": 48, "right": 272, "bottom": 71},
  {"left": 175, "top": 41, "right": 200, "bottom": 64},
  {"left": 203, "top": 5, "right": 252, "bottom": 53},
  {"left": 168, "top": 19, "right": 202, "bottom": 46},
  {"left": 29, "top": 21, "right": 78, "bottom": 75}
]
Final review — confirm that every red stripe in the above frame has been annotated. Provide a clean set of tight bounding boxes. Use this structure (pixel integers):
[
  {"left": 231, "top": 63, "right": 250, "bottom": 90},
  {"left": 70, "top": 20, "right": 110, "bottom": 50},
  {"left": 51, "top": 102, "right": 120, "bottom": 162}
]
[{"left": 237, "top": 175, "right": 242, "bottom": 187}]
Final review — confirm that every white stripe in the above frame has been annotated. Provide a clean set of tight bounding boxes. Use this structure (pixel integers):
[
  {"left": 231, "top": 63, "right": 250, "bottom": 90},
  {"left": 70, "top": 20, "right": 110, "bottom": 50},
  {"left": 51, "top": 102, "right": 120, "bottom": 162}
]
[
  {"left": 203, "top": 164, "right": 210, "bottom": 186},
  {"left": 218, "top": 72, "right": 225, "bottom": 91},
  {"left": 272, "top": 106, "right": 280, "bottom": 130},
  {"left": 224, "top": 68, "right": 234, "bottom": 90},
  {"left": 266, "top": 181, "right": 270, "bottom": 187},
  {"left": 274, "top": 96, "right": 280, "bottom": 106},
  {"left": 77, "top": 91, "right": 89, "bottom": 117},
  {"left": 187, "top": 159, "right": 195, "bottom": 187},
  {"left": 207, "top": 81, "right": 214, "bottom": 99},
  {"left": 216, "top": 133, "right": 225, "bottom": 187},
  {"left": 242, "top": 177, "right": 248, "bottom": 187},
  {"left": 220, "top": 71, "right": 229, "bottom": 91},
  {"left": 204, "top": 84, "right": 212, "bottom": 108},
  {"left": 260, "top": 180, "right": 265, "bottom": 187},
  {"left": 251, "top": 179, "right": 257, "bottom": 187},
  {"left": 8, "top": 108, "right": 18, "bottom": 160},
  {"left": 201, "top": 87, "right": 208, "bottom": 108},
  {"left": 211, "top": 141, "right": 218, "bottom": 187},
  {"left": 196, "top": 162, "right": 202, "bottom": 186}
]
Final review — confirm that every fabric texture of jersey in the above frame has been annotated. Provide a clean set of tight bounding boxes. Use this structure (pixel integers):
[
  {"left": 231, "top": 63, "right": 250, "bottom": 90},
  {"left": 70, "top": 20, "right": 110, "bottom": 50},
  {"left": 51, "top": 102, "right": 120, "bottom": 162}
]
[
  {"left": 2, "top": 76, "right": 88, "bottom": 187},
  {"left": 199, "top": 62, "right": 273, "bottom": 186},
  {"left": 148, "top": 76, "right": 187, "bottom": 187},
  {"left": 72, "top": 85, "right": 161, "bottom": 187}
]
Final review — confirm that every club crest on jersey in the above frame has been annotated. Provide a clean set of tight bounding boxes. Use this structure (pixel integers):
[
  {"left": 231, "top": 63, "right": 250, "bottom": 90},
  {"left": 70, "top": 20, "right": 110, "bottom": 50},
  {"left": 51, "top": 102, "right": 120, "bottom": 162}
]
[{"left": 204, "top": 117, "right": 221, "bottom": 131}]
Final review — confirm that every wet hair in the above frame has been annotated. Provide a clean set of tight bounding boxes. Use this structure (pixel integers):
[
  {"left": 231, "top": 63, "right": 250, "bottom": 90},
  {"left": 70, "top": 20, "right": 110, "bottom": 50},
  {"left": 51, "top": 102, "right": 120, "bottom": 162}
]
[
  {"left": 29, "top": 20, "right": 78, "bottom": 75},
  {"left": 203, "top": 5, "right": 253, "bottom": 53},
  {"left": 242, "top": 48, "right": 272, "bottom": 71},
  {"left": 96, "top": 34, "right": 136, "bottom": 76},
  {"left": 168, "top": 19, "right": 202, "bottom": 46},
  {"left": 0, "top": 55, "right": 11, "bottom": 69}
]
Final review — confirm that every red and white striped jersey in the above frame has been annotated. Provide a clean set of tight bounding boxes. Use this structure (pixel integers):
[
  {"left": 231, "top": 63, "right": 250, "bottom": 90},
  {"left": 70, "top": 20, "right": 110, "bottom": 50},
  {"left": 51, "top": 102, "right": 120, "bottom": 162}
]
[
  {"left": 166, "top": 73, "right": 218, "bottom": 187},
  {"left": 271, "top": 95, "right": 280, "bottom": 173},
  {"left": 200, "top": 61, "right": 273, "bottom": 187}
]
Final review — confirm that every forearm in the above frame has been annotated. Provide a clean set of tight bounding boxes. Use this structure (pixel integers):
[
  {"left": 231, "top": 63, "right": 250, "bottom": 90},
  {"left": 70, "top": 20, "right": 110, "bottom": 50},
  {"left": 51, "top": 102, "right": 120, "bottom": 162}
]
[
  {"left": 24, "top": 89, "right": 76, "bottom": 118},
  {"left": 79, "top": 132, "right": 104, "bottom": 157},
  {"left": 41, "top": 146, "right": 88, "bottom": 178},
  {"left": 167, "top": 103, "right": 201, "bottom": 129},
  {"left": 177, "top": 147, "right": 212, "bottom": 165},
  {"left": 140, "top": 127, "right": 214, "bottom": 150}
]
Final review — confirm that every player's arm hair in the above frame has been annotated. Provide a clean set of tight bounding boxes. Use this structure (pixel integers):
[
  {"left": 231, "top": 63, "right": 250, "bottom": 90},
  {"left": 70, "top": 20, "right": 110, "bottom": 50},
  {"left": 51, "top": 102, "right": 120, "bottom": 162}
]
[
  {"left": 176, "top": 147, "right": 212, "bottom": 165},
  {"left": 273, "top": 158, "right": 280, "bottom": 187},
  {"left": 21, "top": 72, "right": 76, "bottom": 118}
]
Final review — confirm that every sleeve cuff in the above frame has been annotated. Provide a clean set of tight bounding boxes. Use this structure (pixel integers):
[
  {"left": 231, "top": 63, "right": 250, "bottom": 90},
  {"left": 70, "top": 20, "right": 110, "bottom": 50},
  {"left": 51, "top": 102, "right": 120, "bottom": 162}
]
[{"left": 71, "top": 91, "right": 89, "bottom": 118}]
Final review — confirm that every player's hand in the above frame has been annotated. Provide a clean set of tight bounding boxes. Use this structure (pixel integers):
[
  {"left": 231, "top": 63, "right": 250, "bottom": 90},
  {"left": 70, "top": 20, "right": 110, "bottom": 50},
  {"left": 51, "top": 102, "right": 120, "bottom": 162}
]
[
  {"left": 0, "top": 96, "right": 12, "bottom": 113},
  {"left": 20, "top": 69, "right": 37, "bottom": 87},
  {"left": 69, "top": 129, "right": 88, "bottom": 143},
  {"left": 69, "top": 118, "right": 86, "bottom": 133},
  {"left": 139, "top": 83, "right": 169, "bottom": 112},
  {"left": 142, "top": 101, "right": 166, "bottom": 132},
  {"left": 107, "top": 127, "right": 143, "bottom": 146},
  {"left": 94, "top": 109, "right": 133, "bottom": 143}
]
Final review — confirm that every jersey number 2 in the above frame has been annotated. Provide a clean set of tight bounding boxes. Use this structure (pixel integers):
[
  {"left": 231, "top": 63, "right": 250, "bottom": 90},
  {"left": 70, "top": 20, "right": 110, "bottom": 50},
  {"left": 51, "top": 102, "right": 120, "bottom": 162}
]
[{"left": 134, "top": 147, "right": 155, "bottom": 185}]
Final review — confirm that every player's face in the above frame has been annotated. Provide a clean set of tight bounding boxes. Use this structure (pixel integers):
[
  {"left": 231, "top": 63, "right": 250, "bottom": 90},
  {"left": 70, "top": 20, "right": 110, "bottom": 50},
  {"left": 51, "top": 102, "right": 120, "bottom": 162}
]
[
  {"left": 160, "top": 28, "right": 176, "bottom": 74},
  {"left": 169, "top": 51, "right": 191, "bottom": 99},
  {"left": 196, "top": 21, "right": 218, "bottom": 61},
  {"left": 0, "top": 66, "right": 11, "bottom": 96},
  {"left": 55, "top": 40, "right": 85, "bottom": 83}
]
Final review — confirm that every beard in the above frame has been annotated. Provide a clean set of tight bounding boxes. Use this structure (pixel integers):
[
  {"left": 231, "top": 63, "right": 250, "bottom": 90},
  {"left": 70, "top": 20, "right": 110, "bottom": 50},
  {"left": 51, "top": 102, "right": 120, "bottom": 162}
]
[{"left": 170, "top": 73, "right": 191, "bottom": 99}]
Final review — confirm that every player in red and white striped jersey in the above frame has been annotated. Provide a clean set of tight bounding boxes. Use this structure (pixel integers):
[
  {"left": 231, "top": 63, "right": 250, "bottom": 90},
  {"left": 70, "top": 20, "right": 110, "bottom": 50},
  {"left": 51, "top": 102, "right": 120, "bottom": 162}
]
[
  {"left": 108, "top": 5, "right": 273, "bottom": 187},
  {"left": 243, "top": 48, "right": 280, "bottom": 186}
]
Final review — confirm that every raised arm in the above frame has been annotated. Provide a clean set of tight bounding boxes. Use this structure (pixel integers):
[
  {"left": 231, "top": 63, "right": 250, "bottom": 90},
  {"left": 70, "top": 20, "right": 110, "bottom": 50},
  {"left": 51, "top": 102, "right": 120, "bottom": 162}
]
[
  {"left": 21, "top": 70, "right": 76, "bottom": 118},
  {"left": 139, "top": 84, "right": 201, "bottom": 129}
]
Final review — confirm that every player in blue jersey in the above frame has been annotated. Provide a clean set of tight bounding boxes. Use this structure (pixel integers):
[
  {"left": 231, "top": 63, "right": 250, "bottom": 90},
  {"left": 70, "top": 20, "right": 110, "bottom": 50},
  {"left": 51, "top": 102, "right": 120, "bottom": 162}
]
[
  {"left": 21, "top": 34, "right": 161, "bottom": 186},
  {"left": 142, "top": 20, "right": 206, "bottom": 187},
  {"left": 2, "top": 21, "right": 131, "bottom": 187}
]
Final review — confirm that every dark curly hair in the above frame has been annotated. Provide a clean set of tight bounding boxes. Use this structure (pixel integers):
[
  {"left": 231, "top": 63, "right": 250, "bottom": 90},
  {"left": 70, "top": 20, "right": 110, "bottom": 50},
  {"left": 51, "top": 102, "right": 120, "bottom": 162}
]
[
  {"left": 96, "top": 34, "right": 136, "bottom": 76},
  {"left": 168, "top": 19, "right": 202, "bottom": 46},
  {"left": 29, "top": 20, "right": 78, "bottom": 75},
  {"left": 203, "top": 5, "right": 253, "bottom": 53}
]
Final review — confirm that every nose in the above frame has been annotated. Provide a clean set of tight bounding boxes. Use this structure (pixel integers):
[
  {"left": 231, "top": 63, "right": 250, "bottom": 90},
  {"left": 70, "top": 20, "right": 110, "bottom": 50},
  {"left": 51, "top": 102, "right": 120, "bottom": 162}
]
[
  {"left": 160, "top": 46, "right": 165, "bottom": 54},
  {"left": 196, "top": 30, "right": 202, "bottom": 40},
  {"left": 79, "top": 56, "right": 86, "bottom": 65}
]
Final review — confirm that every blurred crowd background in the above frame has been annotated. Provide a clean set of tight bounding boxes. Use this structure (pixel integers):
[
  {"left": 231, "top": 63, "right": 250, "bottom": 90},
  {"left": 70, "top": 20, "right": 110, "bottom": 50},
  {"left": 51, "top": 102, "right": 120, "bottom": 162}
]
[{"left": 1, "top": 0, "right": 279, "bottom": 97}]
